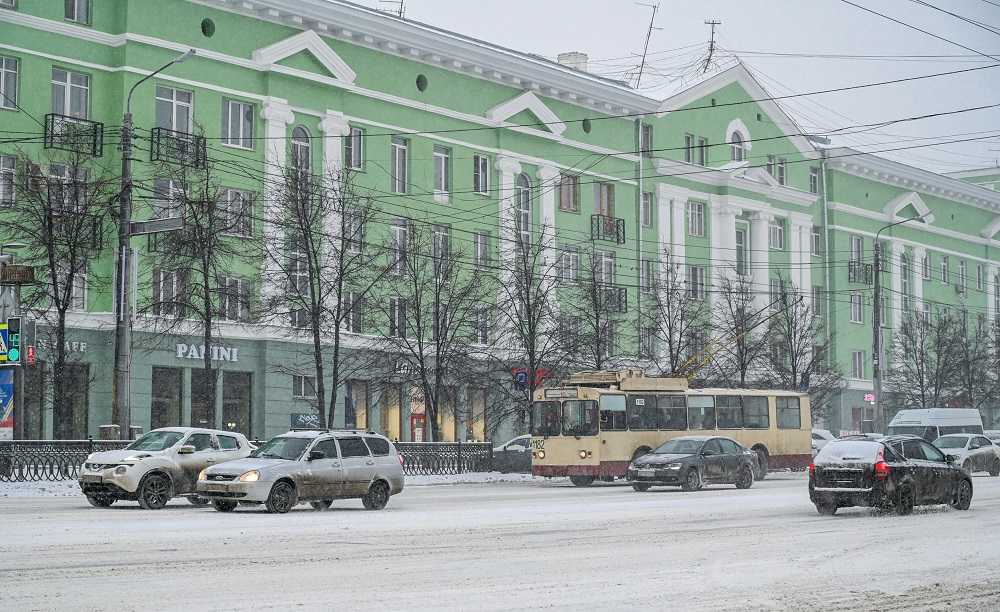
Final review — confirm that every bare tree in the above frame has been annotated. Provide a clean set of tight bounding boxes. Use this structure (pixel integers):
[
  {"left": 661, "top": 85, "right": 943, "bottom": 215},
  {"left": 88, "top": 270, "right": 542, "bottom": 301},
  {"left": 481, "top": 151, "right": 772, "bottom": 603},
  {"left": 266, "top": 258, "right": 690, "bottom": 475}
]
[
  {"left": 643, "top": 252, "right": 708, "bottom": 376},
  {"left": 561, "top": 246, "right": 630, "bottom": 371},
  {"left": 709, "top": 273, "right": 771, "bottom": 387},
  {"left": 373, "top": 222, "right": 495, "bottom": 442},
  {"left": 260, "top": 166, "right": 386, "bottom": 427},
  {"left": 7, "top": 149, "right": 116, "bottom": 437},
  {"left": 950, "top": 311, "right": 997, "bottom": 413},
  {"left": 886, "top": 309, "right": 964, "bottom": 410}
]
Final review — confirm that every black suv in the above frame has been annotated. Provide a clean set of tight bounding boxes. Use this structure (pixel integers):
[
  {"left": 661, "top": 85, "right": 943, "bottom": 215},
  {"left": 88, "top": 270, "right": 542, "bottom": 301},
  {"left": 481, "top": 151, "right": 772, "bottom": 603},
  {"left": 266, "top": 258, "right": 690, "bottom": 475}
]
[{"left": 809, "top": 435, "right": 972, "bottom": 516}]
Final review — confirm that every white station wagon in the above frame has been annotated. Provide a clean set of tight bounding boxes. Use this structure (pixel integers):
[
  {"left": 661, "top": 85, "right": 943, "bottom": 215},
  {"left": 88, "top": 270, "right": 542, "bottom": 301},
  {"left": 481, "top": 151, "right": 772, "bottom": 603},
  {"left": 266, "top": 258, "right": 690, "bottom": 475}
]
[{"left": 197, "top": 429, "right": 405, "bottom": 513}]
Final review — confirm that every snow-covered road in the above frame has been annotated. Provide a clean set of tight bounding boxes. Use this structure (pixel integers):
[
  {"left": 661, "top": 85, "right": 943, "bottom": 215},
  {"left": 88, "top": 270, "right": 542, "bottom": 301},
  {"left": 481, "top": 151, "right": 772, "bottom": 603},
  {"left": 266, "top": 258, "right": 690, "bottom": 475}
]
[{"left": 3, "top": 474, "right": 1000, "bottom": 611}]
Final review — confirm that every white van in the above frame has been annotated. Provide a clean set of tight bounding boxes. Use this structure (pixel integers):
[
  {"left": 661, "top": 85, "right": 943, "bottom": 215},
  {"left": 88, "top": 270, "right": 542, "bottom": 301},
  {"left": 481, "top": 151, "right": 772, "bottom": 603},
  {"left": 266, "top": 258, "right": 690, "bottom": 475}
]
[{"left": 885, "top": 409, "right": 984, "bottom": 441}]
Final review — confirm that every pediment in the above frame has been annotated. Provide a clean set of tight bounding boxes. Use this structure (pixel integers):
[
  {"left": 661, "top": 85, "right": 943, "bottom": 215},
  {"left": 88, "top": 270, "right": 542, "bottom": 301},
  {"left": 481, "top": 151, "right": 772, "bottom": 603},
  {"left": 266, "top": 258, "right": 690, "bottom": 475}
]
[
  {"left": 883, "top": 191, "right": 934, "bottom": 224},
  {"left": 253, "top": 30, "right": 357, "bottom": 84},
  {"left": 486, "top": 91, "right": 565, "bottom": 136}
]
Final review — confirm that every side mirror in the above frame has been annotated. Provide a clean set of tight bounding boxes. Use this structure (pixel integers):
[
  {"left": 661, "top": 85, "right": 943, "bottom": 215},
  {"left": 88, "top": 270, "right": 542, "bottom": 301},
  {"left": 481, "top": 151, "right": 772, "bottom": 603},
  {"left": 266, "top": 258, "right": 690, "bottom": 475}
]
[
  {"left": 308, "top": 450, "right": 326, "bottom": 461},
  {"left": 945, "top": 454, "right": 958, "bottom": 463},
  {"left": 177, "top": 445, "right": 195, "bottom": 455}
]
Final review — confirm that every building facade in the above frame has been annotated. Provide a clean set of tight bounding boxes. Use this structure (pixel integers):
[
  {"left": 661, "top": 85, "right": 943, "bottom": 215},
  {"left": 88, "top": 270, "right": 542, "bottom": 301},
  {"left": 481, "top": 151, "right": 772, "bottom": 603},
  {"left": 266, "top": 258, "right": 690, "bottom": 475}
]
[{"left": 2, "top": 0, "right": 1000, "bottom": 440}]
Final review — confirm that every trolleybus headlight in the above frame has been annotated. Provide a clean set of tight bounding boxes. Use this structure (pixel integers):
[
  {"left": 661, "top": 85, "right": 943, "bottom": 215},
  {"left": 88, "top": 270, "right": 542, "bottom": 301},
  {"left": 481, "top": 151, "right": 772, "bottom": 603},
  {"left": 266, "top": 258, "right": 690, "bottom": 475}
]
[
  {"left": 536, "top": 450, "right": 545, "bottom": 460},
  {"left": 579, "top": 450, "right": 589, "bottom": 459}
]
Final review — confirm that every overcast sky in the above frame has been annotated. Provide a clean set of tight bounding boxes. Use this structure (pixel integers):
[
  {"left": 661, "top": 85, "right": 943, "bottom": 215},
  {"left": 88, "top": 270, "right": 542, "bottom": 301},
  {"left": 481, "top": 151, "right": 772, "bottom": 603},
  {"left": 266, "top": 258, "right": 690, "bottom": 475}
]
[{"left": 355, "top": 0, "right": 1000, "bottom": 174}]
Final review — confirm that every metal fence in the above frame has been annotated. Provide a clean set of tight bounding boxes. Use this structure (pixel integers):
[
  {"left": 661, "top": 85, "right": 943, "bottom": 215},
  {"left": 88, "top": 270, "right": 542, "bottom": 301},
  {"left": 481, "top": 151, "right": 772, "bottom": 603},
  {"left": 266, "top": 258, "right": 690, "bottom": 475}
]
[{"left": 0, "top": 439, "right": 493, "bottom": 482}]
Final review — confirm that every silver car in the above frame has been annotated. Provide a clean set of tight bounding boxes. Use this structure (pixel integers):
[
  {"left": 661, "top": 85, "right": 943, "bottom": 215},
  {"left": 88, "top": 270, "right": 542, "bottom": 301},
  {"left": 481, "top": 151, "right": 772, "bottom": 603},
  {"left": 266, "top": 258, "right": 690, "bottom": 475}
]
[
  {"left": 934, "top": 434, "right": 1000, "bottom": 476},
  {"left": 78, "top": 428, "right": 253, "bottom": 509},
  {"left": 196, "top": 430, "right": 405, "bottom": 513}
]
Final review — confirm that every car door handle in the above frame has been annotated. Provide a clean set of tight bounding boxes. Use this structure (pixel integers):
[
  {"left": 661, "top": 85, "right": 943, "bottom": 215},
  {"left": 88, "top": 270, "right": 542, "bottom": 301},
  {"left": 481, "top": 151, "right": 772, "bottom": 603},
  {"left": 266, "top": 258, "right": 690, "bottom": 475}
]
[
  {"left": 365, "top": 460, "right": 375, "bottom": 466},
  {"left": 205, "top": 460, "right": 216, "bottom": 464}
]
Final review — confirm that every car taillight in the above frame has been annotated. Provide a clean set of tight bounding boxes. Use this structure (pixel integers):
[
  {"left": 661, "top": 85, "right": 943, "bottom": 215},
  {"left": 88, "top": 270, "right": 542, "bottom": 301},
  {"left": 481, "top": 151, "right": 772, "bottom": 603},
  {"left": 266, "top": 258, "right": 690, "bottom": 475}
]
[
  {"left": 398, "top": 454, "right": 405, "bottom": 466},
  {"left": 808, "top": 463, "right": 815, "bottom": 476},
  {"left": 874, "top": 448, "right": 891, "bottom": 480}
]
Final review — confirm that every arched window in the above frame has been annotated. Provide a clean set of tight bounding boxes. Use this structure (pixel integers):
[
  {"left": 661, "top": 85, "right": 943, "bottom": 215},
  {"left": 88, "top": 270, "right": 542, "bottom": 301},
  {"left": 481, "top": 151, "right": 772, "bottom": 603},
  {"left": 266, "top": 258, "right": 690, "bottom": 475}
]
[
  {"left": 515, "top": 173, "right": 531, "bottom": 250},
  {"left": 731, "top": 131, "right": 744, "bottom": 162},
  {"left": 291, "top": 126, "right": 311, "bottom": 170}
]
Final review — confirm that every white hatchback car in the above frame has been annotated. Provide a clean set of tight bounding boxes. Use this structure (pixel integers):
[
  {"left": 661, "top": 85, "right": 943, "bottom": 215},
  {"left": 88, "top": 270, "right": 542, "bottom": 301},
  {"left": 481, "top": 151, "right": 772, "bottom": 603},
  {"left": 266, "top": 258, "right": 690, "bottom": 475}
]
[
  {"left": 934, "top": 434, "right": 1000, "bottom": 476},
  {"left": 197, "top": 430, "right": 405, "bottom": 513},
  {"left": 79, "top": 428, "right": 252, "bottom": 509}
]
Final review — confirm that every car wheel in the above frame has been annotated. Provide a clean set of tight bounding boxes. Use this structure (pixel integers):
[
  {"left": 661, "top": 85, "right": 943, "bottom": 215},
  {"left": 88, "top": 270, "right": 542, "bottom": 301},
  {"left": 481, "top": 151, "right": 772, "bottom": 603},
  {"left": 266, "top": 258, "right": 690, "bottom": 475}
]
[
  {"left": 187, "top": 495, "right": 210, "bottom": 506},
  {"left": 362, "top": 481, "right": 391, "bottom": 510},
  {"left": 681, "top": 468, "right": 702, "bottom": 492},
  {"left": 950, "top": 479, "right": 973, "bottom": 511},
  {"left": 212, "top": 500, "right": 238, "bottom": 512},
  {"left": 137, "top": 473, "right": 172, "bottom": 510},
  {"left": 265, "top": 481, "right": 297, "bottom": 514},
  {"left": 632, "top": 483, "right": 651, "bottom": 492},
  {"left": 815, "top": 501, "right": 838, "bottom": 516},
  {"left": 569, "top": 476, "right": 594, "bottom": 487},
  {"left": 895, "top": 486, "right": 915, "bottom": 516},
  {"left": 85, "top": 494, "right": 115, "bottom": 508},
  {"left": 753, "top": 449, "right": 769, "bottom": 481},
  {"left": 735, "top": 466, "right": 754, "bottom": 490},
  {"left": 990, "top": 459, "right": 1000, "bottom": 477},
  {"left": 310, "top": 500, "right": 333, "bottom": 511}
]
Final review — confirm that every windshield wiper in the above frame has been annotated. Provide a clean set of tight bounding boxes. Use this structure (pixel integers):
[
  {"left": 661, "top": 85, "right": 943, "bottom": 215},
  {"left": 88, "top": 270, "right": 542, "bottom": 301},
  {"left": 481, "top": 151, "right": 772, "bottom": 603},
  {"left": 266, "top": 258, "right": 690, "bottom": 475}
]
[{"left": 259, "top": 452, "right": 284, "bottom": 459}]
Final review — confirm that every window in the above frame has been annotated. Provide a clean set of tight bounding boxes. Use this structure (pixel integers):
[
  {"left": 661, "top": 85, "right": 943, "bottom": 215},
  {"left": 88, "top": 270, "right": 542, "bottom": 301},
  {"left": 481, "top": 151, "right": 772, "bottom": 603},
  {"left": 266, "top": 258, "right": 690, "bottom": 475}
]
[
  {"left": 735, "top": 228, "right": 748, "bottom": 276},
  {"left": 687, "top": 201, "right": 705, "bottom": 237},
  {"left": 288, "top": 237, "right": 309, "bottom": 328},
  {"left": 473, "top": 231, "right": 490, "bottom": 268},
  {"left": 433, "top": 146, "right": 451, "bottom": 196},
  {"left": 0, "top": 1, "right": 14, "bottom": 10},
  {"left": 0, "top": 56, "right": 17, "bottom": 110},
  {"left": 599, "top": 395, "right": 628, "bottom": 431},
  {"left": 390, "top": 218, "right": 408, "bottom": 275},
  {"left": 345, "top": 126, "right": 364, "bottom": 170},
  {"left": 292, "top": 375, "right": 316, "bottom": 399},
  {"left": 365, "top": 437, "right": 391, "bottom": 456},
  {"left": 344, "top": 291, "right": 363, "bottom": 333},
  {"left": 743, "top": 396, "right": 769, "bottom": 429},
  {"left": 776, "top": 158, "right": 787, "bottom": 185},
  {"left": 343, "top": 210, "right": 364, "bottom": 255},
  {"left": 640, "top": 259, "right": 655, "bottom": 294},
  {"left": 657, "top": 395, "right": 687, "bottom": 430},
  {"left": 152, "top": 178, "right": 183, "bottom": 219},
  {"left": 152, "top": 268, "right": 182, "bottom": 317},
  {"left": 310, "top": 439, "right": 339, "bottom": 459},
  {"left": 0, "top": 155, "right": 13, "bottom": 206},
  {"left": 812, "top": 286, "right": 823, "bottom": 317},
  {"left": 432, "top": 224, "right": 451, "bottom": 270},
  {"left": 958, "top": 260, "right": 967, "bottom": 292},
  {"left": 218, "top": 276, "right": 250, "bottom": 322},
  {"left": 220, "top": 188, "right": 252, "bottom": 236},
  {"left": 389, "top": 296, "right": 406, "bottom": 337},
  {"left": 922, "top": 254, "right": 931, "bottom": 279},
  {"left": 559, "top": 247, "right": 579, "bottom": 283},
  {"left": 515, "top": 174, "right": 532, "bottom": 250},
  {"left": 56, "top": 262, "right": 87, "bottom": 311},
  {"left": 850, "top": 293, "right": 863, "bottom": 323},
  {"left": 290, "top": 126, "right": 311, "bottom": 171},
  {"left": 559, "top": 173, "right": 579, "bottom": 212},
  {"left": 684, "top": 134, "right": 694, "bottom": 164},
  {"left": 768, "top": 218, "right": 784, "bottom": 250},
  {"left": 639, "top": 328, "right": 656, "bottom": 359},
  {"left": 717, "top": 396, "right": 743, "bottom": 429},
  {"left": 687, "top": 265, "right": 706, "bottom": 300},
  {"left": 697, "top": 137, "right": 708, "bottom": 166},
  {"left": 776, "top": 397, "right": 801, "bottom": 429},
  {"left": 65, "top": 0, "right": 90, "bottom": 23},
  {"left": 221, "top": 98, "right": 253, "bottom": 149},
  {"left": 473, "top": 154, "right": 490, "bottom": 194},
  {"left": 187, "top": 433, "right": 214, "bottom": 452},
  {"left": 49, "top": 164, "right": 88, "bottom": 213},
  {"left": 216, "top": 435, "right": 239, "bottom": 451},
  {"left": 978, "top": 264, "right": 985, "bottom": 291},
  {"left": 155, "top": 86, "right": 192, "bottom": 132},
  {"left": 901, "top": 255, "right": 910, "bottom": 310},
  {"left": 811, "top": 227, "right": 822, "bottom": 256},
  {"left": 730, "top": 132, "right": 744, "bottom": 162},
  {"left": 640, "top": 124, "right": 653, "bottom": 157},
  {"left": 472, "top": 306, "right": 490, "bottom": 345},
  {"left": 922, "top": 301, "right": 931, "bottom": 322},
  {"left": 851, "top": 350, "right": 865, "bottom": 379},
  {"left": 766, "top": 155, "right": 775, "bottom": 176},
  {"left": 390, "top": 137, "right": 408, "bottom": 194},
  {"left": 641, "top": 192, "right": 653, "bottom": 227},
  {"left": 594, "top": 251, "right": 615, "bottom": 285},
  {"left": 809, "top": 167, "right": 820, "bottom": 194},
  {"left": 595, "top": 182, "right": 614, "bottom": 216},
  {"left": 628, "top": 395, "right": 659, "bottom": 430},
  {"left": 51, "top": 68, "right": 89, "bottom": 119},
  {"left": 769, "top": 278, "right": 784, "bottom": 310},
  {"left": 687, "top": 396, "right": 716, "bottom": 430},
  {"left": 338, "top": 437, "right": 370, "bottom": 458},
  {"left": 850, "top": 235, "right": 863, "bottom": 263},
  {"left": 941, "top": 256, "right": 949, "bottom": 283}
]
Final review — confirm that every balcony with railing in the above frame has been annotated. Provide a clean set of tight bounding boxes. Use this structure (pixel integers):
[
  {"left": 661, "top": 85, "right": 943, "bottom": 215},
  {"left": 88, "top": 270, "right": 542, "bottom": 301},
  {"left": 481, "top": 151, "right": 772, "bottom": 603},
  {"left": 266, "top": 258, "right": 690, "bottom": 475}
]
[
  {"left": 44, "top": 113, "right": 104, "bottom": 157},
  {"left": 848, "top": 260, "right": 873, "bottom": 285},
  {"left": 591, "top": 214, "right": 625, "bottom": 244},
  {"left": 151, "top": 127, "right": 207, "bottom": 168}
]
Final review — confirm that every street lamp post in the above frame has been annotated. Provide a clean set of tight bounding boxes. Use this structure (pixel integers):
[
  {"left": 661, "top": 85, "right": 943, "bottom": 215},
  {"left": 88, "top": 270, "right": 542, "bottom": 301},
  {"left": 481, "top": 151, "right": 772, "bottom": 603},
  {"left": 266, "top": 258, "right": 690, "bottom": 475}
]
[
  {"left": 112, "top": 49, "right": 195, "bottom": 438},
  {"left": 872, "top": 215, "right": 926, "bottom": 432}
]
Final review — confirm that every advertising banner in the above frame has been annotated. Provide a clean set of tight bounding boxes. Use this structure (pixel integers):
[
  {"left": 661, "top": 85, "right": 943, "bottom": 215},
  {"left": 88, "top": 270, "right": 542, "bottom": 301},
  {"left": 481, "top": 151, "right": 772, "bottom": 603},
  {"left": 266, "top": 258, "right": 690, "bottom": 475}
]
[{"left": 0, "top": 368, "right": 12, "bottom": 440}]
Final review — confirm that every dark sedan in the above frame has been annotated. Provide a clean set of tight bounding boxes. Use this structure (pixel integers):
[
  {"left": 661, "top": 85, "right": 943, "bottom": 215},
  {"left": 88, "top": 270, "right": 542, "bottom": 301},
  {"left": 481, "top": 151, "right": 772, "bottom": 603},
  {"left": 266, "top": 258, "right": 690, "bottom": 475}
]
[
  {"left": 626, "top": 436, "right": 757, "bottom": 492},
  {"left": 809, "top": 435, "right": 973, "bottom": 516}
]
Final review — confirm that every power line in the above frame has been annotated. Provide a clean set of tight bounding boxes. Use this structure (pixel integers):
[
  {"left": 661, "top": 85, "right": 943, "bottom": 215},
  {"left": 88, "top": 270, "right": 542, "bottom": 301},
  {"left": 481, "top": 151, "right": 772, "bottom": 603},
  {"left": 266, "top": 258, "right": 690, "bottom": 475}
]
[{"left": 907, "top": 0, "right": 1000, "bottom": 36}]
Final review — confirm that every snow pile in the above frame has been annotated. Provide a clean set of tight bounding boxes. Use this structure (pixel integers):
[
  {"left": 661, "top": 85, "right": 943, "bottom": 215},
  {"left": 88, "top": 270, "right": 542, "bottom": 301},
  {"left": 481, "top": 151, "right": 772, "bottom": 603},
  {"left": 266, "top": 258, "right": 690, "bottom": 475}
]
[
  {"left": 0, "top": 480, "right": 81, "bottom": 497},
  {"left": 406, "top": 472, "right": 551, "bottom": 486}
]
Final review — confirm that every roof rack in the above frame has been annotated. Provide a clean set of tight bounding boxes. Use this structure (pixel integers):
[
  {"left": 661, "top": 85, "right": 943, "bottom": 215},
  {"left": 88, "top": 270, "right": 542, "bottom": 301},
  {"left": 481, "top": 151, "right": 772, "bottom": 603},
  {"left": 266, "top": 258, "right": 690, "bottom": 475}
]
[{"left": 288, "top": 428, "right": 379, "bottom": 435}]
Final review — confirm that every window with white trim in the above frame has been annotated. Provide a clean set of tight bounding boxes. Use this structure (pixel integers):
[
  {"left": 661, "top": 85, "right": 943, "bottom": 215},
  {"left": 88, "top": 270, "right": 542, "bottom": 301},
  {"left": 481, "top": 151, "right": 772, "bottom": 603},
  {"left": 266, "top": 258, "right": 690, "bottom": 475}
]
[
  {"left": 559, "top": 247, "right": 579, "bottom": 283},
  {"left": 640, "top": 259, "right": 656, "bottom": 294},
  {"left": 812, "top": 286, "right": 823, "bottom": 317},
  {"left": 768, "top": 218, "right": 785, "bottom": 250},
  {"left": 958, "top": 260, "right": 967, "bottom": 293},
  {"left": 292, "top": 375, "right": 316, "bottom": 399},
  {"left": 683, "top": 134, "right": 694, "bottom": 164},
  {"left": 686, "top": 265, "right": 706, "bottom": 300},
  {"left": 345, "top": 126, "right": 364, "bottom": 170},
  {"left": 850, "top": 292, "right": 863, "bottom": 323},
  {"left": 390, "top": 137, "right": 408, "bottom": 194},
  {"left": 941, "top": 256, "right": 949, "bottom": 284},
  {"left": 155, "top": 86, "right": 192, "bottom": 133},
  {"left": 290, "top": 126, "right": 311, "bottom": 171},
  {"left": 0, "top": 56, "right": 17, "bottom": 110},
  {"left": 687, "top": 201, "right": 705, "bottom": 237},
  {"left": 218, "top": 276, "right": 251, "bottom": 322},
  {"left": 977, "top": 264, "right": 985, "bottom": 292},
  {"left": 49, "top": 163, "right": 88, "bottom": 213},
  {"left": 594, "top": 251, "right": 615, "bottom": 285},
  {"left": 64, "top": 0, "right": 90, "bottom": 24},
  {"left": 0, "top": 155, "right": 14, "bottom": 206},
  {"left": 57, "top": 262, "right": 87, "bottom": 311},
  {"left": 850, "top": 235, "right": 863, "bottom": 263},
  {"left": 697, "top": 137, "right": 708, "bottom": 166},
  {"left": 776, "top": 158, "right": 787, "bottom": 185},
  {"left": 152, "top": 268, "right": 182, "bottom": 317},
  {"left": 152, "top": 178, "right": 183, "bottom": 219},
  {"left": 473, "top": 231, "right": 490, "bottom": 268},
  {"left": 472, "top": 306, "right": 490, "bottom": 345},
  {"left": 433, "top": 146, "right": 451, "bottom": 196},
  {"left": 641, "top": 192, "right": 653, "bottom": 228},
  {"left": 287, "top": 237, "right": 309, "bottom": 328},
  {"left": 389, "top": 296, "right": 406, "bottom": 338},
  {"left": 344, "top": 291, "right": 363, "bottom": 333},
  {"left": 811, "top": 227, "right": 822, "bottom": 255},
  {"left": 851, "top": 350, "right": 866, "bottom": 379},
  {"left": 220, "top": 188, "right": 252, "bottom": 237},
  {"left": 640, "top": 123, "right": 653, "bottom": 157},
  {"left": 0, "top": 1, "right": 15, "bottom": 10},
  {"left": 515, "top": 174, "right": 532, "bottom": 251},
  {"left": 51, "top": 68, "right": 89, "bottom": 119},
  {"left": 473, "top": 154, "right": 490, "bottom": 194},
  {"left": 558, "top": 173, "right": 579, "bottom": 212},
  {"left": 809, "top": 167, "right": 820, "bottom": 194},
  {"left": 595, "top": 182, "right": 614, "bottom": 216},
  {"left": 221, "top": 98, "right": 253, "bottom": 149},
  {"left": 766, "top": 155, "right": 775, "bottom": 177},
  {"left": 432, "top": 225, "right": 451, "bottom": 271},
  {"left": 769, "top": 278, "right": 785, "bottom": 310},
  {"left": 922, "top": 254, "right": 931, "bottom": 279},
  {"left": 344, "top": 210, "right": 364, "bottom": 255},
  {"left": 901, "top": 255, "right": 911, "bottom": 312},
  {"left": 730, "top": 131, "right": 744, "bottom": 162},
  {"left": 735, "top": 228, "right": 748, "bottom": 276},
  {"left": 390, "top": 218, "right": 408, "bottom": 275}
]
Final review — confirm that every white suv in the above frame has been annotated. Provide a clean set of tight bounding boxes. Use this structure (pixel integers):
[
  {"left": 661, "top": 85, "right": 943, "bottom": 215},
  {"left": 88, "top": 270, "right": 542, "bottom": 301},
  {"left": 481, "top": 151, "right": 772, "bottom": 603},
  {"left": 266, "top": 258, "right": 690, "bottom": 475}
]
[{"left": 79, "top": 428, "right": 252, "bottom": 509}]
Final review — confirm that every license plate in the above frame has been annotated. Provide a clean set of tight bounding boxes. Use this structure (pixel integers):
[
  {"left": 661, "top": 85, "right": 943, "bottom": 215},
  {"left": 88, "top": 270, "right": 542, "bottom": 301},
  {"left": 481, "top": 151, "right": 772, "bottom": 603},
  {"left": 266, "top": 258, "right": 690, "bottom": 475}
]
[
  {"left": 204, "top": 483, "right": 227, "bottom": 492},
  {"left": 638, "top": 469, "right": 655, "bottom": 477},
  {"left": 80, "top": 475, "right": 102, "bottom": 483}
]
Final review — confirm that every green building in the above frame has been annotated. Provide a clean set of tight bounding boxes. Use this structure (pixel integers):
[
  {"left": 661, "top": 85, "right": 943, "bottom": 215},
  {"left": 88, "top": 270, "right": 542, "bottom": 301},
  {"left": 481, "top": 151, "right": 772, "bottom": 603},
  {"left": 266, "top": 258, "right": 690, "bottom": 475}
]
[{"left": 2, "top": 0, "right": 999, "bottom": 440}]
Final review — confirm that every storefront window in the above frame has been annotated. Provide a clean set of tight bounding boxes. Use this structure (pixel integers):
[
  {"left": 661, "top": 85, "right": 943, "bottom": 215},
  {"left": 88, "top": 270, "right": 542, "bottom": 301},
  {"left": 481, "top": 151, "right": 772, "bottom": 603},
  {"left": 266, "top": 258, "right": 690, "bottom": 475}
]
[
  {"left": 222, "top": 371, "right": 252, "bottom": 435},
  {"left": 190, "top": 369, "right": 215, "bottom": 429},
  {"left": 151, "top": 367, "right": 183, "bottom": 430}
]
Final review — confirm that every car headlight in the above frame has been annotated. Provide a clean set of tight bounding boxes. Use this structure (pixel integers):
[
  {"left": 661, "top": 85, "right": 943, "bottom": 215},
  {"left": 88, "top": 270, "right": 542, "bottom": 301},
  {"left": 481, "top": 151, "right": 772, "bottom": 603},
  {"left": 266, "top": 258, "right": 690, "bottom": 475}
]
[
  {"left": 238, "top": 470, "right": 260, "bottom": 482},
  {"left": 666, "top": 463, "right": 683, "bottom": 470},
  {"left": 114, "top": 465, "right": 127, "bottom": 475},
  {"left": 198, "top": 469, "right": 207, "bottom": 482}
]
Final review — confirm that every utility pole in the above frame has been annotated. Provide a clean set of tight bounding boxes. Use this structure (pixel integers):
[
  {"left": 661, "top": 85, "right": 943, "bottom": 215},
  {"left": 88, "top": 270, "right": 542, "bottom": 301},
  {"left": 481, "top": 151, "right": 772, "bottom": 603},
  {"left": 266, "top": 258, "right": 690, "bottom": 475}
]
[
  {"left": 702, "top": 19, "right": 722, "bottom": 74},
  {"left": 872, "top": 240, "right": 883, "bottom": 432},
  {"left": 635, "top": 2, "right": 660, "bottom": 88}
]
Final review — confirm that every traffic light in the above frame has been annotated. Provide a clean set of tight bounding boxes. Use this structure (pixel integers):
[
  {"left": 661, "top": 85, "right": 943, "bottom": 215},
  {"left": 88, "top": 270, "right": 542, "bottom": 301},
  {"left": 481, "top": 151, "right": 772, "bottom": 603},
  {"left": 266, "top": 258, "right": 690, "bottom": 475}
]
[{"left": 0, "top": 317, "right": 20, "bottom": 365}]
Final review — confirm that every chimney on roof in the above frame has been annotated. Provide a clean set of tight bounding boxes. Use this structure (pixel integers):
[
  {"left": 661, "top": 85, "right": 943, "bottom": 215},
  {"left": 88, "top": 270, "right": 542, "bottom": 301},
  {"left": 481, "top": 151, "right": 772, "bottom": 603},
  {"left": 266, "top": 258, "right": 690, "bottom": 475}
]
[{"left": 557, "top": 52, "right": 589, "bottom": 73}]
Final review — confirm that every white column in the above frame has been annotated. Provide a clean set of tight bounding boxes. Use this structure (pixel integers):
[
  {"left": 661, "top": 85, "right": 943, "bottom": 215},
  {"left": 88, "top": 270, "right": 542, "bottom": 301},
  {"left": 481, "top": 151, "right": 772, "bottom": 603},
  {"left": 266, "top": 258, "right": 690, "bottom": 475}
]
[
  {"left": 318, "top": 110, "right": 350, "bottom": 180},
  {"left": 890, "top": 242, "right": 905, "bottom": 333},
  {"left": 912, "top": 246, "right": 926, "bottom": 314},
  {"left": 260, "top": 98, "right": 295, "bottom": 305},
  {"left": 655, "top": 184, "right": 672, "bottom": 267},
  {"left": 668, "top": 190, "right": 686, "bottom": 284},
  {"left": 988, "top": 263, "right": 998, "bottom": 324},
  {"left": 536, "top": 165, "right": 559, "bottom": 333},
  {"left": 709, "top": 202, "right": 739, "bottom": 313},
  {"left": 496, "top": 156, "right": 522, "bottom": 344},
  {"left": 750, "top": 211, "right": 772, "bottom": 312},
  {"left": 789, "top": 216, "right": 812, "bottom": 310}
]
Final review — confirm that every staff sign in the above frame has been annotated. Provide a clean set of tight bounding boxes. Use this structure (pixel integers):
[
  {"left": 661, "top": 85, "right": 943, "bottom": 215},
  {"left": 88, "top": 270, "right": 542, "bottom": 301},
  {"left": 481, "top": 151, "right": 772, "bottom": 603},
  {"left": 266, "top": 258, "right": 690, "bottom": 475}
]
[{"left": 0, "top": 317, "right": 21, "bottom": 365}]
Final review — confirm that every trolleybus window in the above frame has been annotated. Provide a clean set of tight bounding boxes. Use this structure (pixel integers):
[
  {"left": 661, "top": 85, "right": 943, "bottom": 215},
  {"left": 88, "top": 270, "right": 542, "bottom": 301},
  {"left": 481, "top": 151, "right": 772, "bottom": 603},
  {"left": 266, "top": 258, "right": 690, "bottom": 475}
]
[
  {"left": 600, "top": 395, "right": 627, "bottom": 430},
  {"left": 627, "top": 395, "right": 658, "bottom": 430},
  {"left": 777, "top": 397, "right": 801, "bottom": 429},
  {"left": 657, "top": 395, "right": 687, "bottom": 430},
  {"left": 743, "top": 396, "right": 769, "bottom": 429},
  {"left": 717, "top": 396, "right": 742, "bottom": 429},
  {"left": 688, "top": 396, "right": 716, "bottom": 430},
  {"left": 530, "top": 401, "right": 561, "bottom": 437},
  {"left": 563, "top": 400, "right": 599, "bottom": 436}
]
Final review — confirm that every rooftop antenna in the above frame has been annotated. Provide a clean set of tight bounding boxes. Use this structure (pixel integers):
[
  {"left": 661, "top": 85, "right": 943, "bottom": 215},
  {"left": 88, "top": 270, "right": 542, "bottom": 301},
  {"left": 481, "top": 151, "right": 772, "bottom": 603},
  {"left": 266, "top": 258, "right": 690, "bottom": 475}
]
[
  {"left": 702, "top": 19, "right": 722, "bottom": 74},
  {"left": 378, "top": 0, "right": 404, "bottom": 18},
  {"left": 635, "top": 2, "right": 661, "bottom": 88}
]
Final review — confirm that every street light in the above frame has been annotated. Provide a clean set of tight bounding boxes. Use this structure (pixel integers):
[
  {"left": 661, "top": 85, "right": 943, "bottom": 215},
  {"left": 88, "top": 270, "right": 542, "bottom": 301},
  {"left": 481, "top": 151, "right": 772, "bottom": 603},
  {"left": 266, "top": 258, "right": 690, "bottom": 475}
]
[
  {"left": 872, "top": 214, "right": 927, "bottom": 432},
  {"left": 112, "top": 49, "right": 196, "bottom": 438}
]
